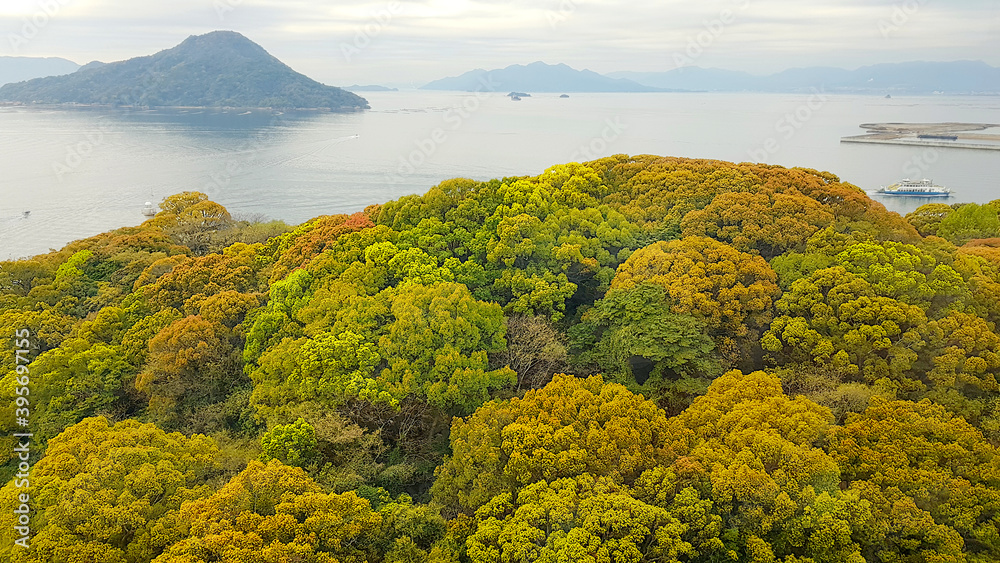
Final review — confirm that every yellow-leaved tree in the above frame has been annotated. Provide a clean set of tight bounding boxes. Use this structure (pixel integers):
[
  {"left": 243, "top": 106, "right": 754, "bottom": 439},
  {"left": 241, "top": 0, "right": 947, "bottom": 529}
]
[
  {"left": 611, "top": 236, "right": 779, "bottom": 369},
  {"left": 431, "top": 374, "right": 689, "bottom": 562},
  {"left": 0, "top": 417, "right": 219, "bottom": 563}
]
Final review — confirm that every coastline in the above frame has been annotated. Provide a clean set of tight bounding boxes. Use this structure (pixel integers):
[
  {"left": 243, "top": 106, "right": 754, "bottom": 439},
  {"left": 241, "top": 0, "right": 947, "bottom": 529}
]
[
  {"left": 0, "top": 102, "right": 368, "bottom": 112},
  {"left": 841, "top": 121, "right": 1000, "bottom": 151}
]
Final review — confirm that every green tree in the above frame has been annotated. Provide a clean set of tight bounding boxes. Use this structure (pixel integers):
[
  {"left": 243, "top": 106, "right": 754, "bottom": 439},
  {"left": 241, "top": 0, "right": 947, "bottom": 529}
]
[
  {"left": 937, "top": 202, "right": 1000, "bottom": 245},
  {"left": 572, "top": 283, "right": 720, "bottom": 412},
  {"left": 834, "top": 240, "right": 967, "bottom": 312},
  {"left": 251, "top": 281, "right": 514, "bottom": 421},
  {"left": 260, "top": 417, "right": 319, "bottom": 467}
]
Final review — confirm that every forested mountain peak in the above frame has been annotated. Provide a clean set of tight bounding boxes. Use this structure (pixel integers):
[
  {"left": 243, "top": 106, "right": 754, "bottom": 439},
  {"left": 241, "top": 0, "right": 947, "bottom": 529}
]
[{"left": 0, "top": 31, "right": 369, "bottom": 110}]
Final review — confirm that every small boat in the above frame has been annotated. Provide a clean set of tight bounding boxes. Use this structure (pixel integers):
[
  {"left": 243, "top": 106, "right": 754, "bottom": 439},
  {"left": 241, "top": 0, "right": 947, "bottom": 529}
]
[
  {"left": 22, "top": 211, "right": 30, "bottom": 218},
  {"left": 142, "top": 201, "right": 157, "bottom": 217},
  {"left": 510, "top": 95, "right": 521, "bottom": 101},
  {"left": 877, "top": 178, "right": 951, "bottom": 196}
]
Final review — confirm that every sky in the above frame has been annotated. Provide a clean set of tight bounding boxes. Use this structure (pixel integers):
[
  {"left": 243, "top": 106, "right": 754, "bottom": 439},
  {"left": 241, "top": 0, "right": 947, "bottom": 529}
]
[{"left": 1, "top": 0, "right": 998, "bottom": 87}]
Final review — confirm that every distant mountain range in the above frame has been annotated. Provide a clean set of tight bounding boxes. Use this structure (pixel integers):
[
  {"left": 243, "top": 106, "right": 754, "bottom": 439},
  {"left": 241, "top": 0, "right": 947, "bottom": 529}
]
[
  {"left": 5, "top": 48, "right": 996, "bottom": 105},
  {"left": 609, "top": 61, "right": 1000, "bottom": 94},
  {"left": 0, "top": 31, "right": 369, "bottom": 110},
  {"left": 0, "top": 56, "right": 80, "bottom": 87},
  {"left": 421, "top": 62, "right": 666, "bottom": 93}
]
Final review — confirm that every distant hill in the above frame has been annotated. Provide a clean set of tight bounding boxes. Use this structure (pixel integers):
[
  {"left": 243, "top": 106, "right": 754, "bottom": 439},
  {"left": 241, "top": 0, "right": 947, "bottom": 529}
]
[
  {"left": 344, "top": 84, "right": 398, "bottom": 92},
  {"left": 422, "top": 62, "right": 667, "bottom": 93},
  {"left": 608, "top": 61, "right": 1000, "bottom": 94},
  {"left": 0, "top": 31, "right": 369, "bottom": 110},
  {"left": 0, "top": 56, "right": 79, "bottom": 87}
]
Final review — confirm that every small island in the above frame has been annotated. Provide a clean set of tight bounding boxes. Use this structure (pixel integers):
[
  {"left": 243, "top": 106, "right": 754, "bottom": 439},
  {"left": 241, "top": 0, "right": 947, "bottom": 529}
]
[
  {"left": 344, "top": 84, "right": 398, "bottom": 92},
  {"left": 0, "top": 31, "right": 369, "bottom": 111}
]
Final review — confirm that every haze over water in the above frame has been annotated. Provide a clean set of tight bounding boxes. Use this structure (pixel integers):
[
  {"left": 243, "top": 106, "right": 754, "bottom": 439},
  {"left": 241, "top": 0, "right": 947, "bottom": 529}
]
[{"left": 2, "top": 91, "right": 998, "bottom": 260}]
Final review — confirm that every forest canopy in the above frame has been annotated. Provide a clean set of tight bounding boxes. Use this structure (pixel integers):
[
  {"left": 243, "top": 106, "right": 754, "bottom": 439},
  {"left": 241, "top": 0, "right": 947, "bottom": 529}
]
[{"left": 2, "top": 155, "right": 999, "bottom": 563}]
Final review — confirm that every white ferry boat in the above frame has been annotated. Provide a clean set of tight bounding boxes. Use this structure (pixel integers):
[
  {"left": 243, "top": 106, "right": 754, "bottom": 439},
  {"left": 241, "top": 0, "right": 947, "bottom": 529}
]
[{"left": 877, "top": 179, "right": 951, "bottom": 196}]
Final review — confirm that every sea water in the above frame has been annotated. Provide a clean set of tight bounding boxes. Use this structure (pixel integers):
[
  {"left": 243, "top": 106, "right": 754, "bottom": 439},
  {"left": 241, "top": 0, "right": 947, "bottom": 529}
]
[{"left": 1, "top": 91, "right": 998, "bottom": 260}]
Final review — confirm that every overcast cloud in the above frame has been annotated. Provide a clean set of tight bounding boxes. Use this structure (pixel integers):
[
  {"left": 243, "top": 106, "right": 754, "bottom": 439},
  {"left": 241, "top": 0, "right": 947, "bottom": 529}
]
[{"left": 2, "top": 0, "right": 997, "bottom": 86}]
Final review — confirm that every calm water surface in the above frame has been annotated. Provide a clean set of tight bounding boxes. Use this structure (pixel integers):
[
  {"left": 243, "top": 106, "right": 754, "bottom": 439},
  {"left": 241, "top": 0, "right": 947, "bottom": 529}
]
[{"left": 1, "top": 91, "right": 998, "bottom": 260}]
